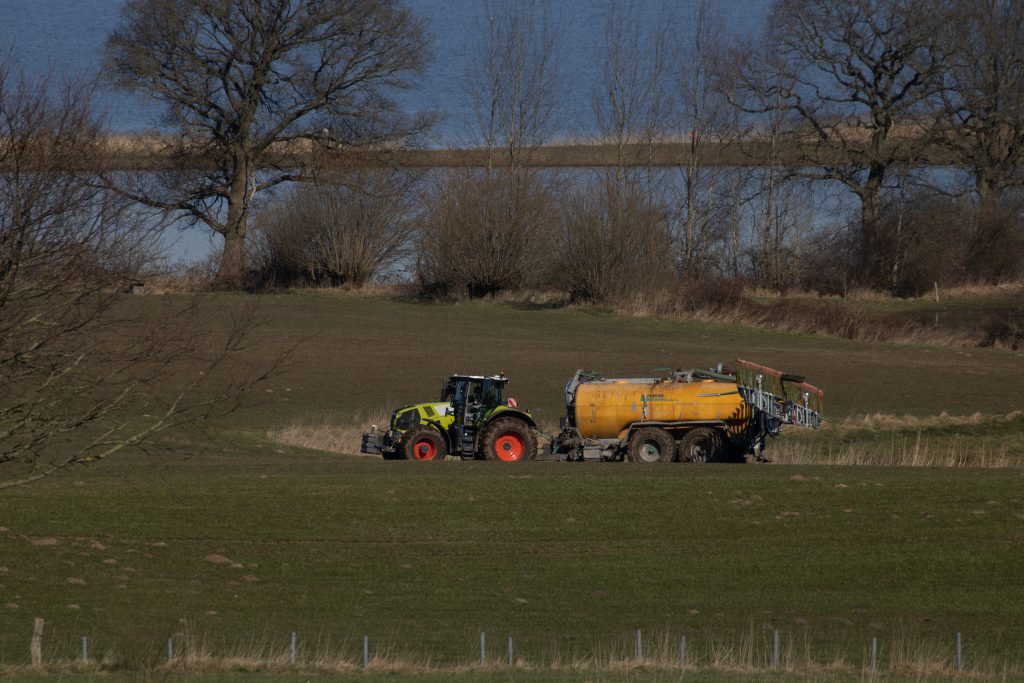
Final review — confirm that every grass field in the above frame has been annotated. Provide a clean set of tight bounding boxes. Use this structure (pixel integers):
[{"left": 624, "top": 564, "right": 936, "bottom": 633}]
[{"left": 2, "top": 291, "right": 1023, "bottom": 681}]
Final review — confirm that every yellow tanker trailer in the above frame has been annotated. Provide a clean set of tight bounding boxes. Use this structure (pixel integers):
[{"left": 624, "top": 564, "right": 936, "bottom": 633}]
[{"left": 551, "top": 359, "right": 823, "bottom": 462}]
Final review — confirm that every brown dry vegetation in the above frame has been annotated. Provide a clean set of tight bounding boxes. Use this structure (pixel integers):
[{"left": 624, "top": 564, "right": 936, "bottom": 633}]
[
  {"left": 270, "top": 409, "right": 392, "bottom": 456},
  {"left": 772, "top": 412, "right": 1024, "bottom": 468}
]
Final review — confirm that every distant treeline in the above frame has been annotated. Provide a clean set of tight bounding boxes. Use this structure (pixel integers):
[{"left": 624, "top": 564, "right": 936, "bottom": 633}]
[{"left": 247, "top": 0, "right": 1024, "bottom": 298}]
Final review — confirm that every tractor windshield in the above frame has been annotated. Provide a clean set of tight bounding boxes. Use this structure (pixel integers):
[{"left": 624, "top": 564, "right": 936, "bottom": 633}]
[{"left": 441, "top": 378, "right": 463, "bottom": 403}]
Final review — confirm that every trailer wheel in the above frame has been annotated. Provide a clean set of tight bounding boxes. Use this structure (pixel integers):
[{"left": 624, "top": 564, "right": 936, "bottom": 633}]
[
  {"left": 678, "top": 427, "right": 723, "bottom": 463},
  {"left": 627, "top": 427, "right": 675, "bottom": 463},
  {"left": 401, "top": 427, "right": 446, "bottom": 461},
  {"left": 481, "top": 417, "right": 536, "bottom": 461}
]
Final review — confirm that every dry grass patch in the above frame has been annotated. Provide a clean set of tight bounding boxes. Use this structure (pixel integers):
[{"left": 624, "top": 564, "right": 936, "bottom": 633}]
[
  {"left": 774, "top": 411, "right": 1024, "bottom": 467},
  {"left": 773, "top": 436, "right": 1020, "bottom": 468},
  {"left": 833, "top": 411, "right": 1024, "bottom": 433},
  {"left": 269, "top": 408, "right": 391, "bottom": 455}
]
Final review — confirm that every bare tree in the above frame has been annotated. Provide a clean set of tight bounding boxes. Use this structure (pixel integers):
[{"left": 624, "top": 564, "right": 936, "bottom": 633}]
[
  {"left": 418, "top": 0, "right": 560, "bottom": 298},
  {"left": 558, "top": 0, "right": 675, "bottom": 305},
  {"left": 466, "top": 0, "right": 560, "bottom": 168},
  {"left": 735, "top": 88, "right": 819, "bottom": 291},
  {"left": 104, "top": 0, "right": 431, "bottom": 289},
  {"left": 670, "top": 0, "right": 738, "bottom": 279},
  {"left": 938, "top": 0, "right": 1024, "bottom": 209},
  {"left": 0, "top": 62, "right": 282, "bottom": 489},
  {"left": 560, "top": 0, "right": 673, "bottom": 302},
  {"left": 592, "top": 0, "right": 671, "bottom": 176},
  {"left": 739, "top": 0, "right": 949, "bottom": 288}
]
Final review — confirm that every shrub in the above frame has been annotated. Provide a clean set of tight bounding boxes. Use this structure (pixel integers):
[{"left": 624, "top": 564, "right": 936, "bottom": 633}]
[
  {"left": 552, "top": 177, "right": 675, "bottom": 305},
  {"left": 252, "top": 171, "right": 417, "bottom": 288},
  {"left": 416, "top": 169, "right": 556, "bottom": 298}
]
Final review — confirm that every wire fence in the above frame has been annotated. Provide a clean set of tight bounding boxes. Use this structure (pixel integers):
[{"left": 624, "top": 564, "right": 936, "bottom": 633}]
[{"left": 2, "top": 619, "right": 1016, "bottom": 678}]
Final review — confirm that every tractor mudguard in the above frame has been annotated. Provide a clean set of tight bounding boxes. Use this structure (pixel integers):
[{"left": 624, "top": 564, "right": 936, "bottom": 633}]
[
  {"left": 423, "top": 418, "right": 455, "bottom": 452},
  {"left": 482, "top": 408, "right": 536, "bottom": 430}
]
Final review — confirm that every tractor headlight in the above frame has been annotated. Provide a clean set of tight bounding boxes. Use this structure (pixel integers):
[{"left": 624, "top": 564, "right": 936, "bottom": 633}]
[{"left": 394, "top": 409, "right": 418, "bottom": 431}]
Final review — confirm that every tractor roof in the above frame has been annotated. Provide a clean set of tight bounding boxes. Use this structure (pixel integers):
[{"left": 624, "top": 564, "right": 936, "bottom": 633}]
[{"left": 449, "top": 374, "right": 508, "bottom": 382}]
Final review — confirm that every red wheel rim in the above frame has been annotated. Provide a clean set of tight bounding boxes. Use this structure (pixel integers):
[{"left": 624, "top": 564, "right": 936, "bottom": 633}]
[
  {"left": 494, "top": 433, "right": 525, "bottom": 461},
  {"left": 412, "top": 438, "right": 437, "bottom": 460}
]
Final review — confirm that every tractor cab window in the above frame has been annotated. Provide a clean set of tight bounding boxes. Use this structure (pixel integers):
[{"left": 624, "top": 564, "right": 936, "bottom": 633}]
[
  {"left": 467, "top": 380, "right": 484, "bottom": 405},
  {"left": 482, "top": 378, "right": 504, "bottom": 406}
]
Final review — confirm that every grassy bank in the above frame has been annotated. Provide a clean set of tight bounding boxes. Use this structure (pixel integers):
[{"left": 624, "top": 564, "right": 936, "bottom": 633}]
[{"left": 194, "top": 289, "right": 1024, "bottom": 422}]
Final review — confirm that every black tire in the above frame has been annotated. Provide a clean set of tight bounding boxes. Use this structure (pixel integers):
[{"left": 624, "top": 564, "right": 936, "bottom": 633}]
[
  {"left": 678, "top": 427, "right": 723, "bottom": 463},
  {"left": 480, "top": 416, "right": 536, "bottom": 462},
  {"left": 401, "top": 427, "right": 446, "bottom": 461},
  {"left": 626, "top": 427, "right": 675, "bottom": 463}
]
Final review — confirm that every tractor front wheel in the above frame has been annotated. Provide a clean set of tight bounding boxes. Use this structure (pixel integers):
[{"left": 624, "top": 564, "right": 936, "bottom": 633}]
[
  {"left": 401, "top": 427, "right": 446, "bottom": 461},
  {"left": 627, "top": 427, "right": 675, "bottom": 462},
  {"left": 481, "top": 417, "right": 536, "bottom": 462}
]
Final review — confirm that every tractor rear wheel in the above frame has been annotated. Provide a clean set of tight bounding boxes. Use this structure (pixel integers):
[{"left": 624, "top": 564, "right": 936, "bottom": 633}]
[
  {"left": 401, "top": 427, "right": 446, "bottom": 461},
  {"left": 678, "top": 427, "right": 723, "bottom": 463},
  {"left": 481, "top": 417, "right": 536, "bottom": 462},
  {"left": 627, "top": 427, "right": 675, "bottom": 462}
]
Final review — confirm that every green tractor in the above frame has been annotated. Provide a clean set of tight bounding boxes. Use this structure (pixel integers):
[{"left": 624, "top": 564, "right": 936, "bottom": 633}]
[{"left": 360, "top": 374, "right": 538, "bottom": 461}]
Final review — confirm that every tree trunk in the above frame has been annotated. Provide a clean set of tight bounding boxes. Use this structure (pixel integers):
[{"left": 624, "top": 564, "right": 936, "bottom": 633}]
[
  {"left": 215, "top": 170, "right": 250, "bottom": 289},
  {"left": 975, "top": 173, "right": 1003, "bottom": 215},
  {"left": 217, "top": 227, "right": 247, "bottom": 289},
  {"left": 859, "top": 163, "right": 886, "bottom": 286}
]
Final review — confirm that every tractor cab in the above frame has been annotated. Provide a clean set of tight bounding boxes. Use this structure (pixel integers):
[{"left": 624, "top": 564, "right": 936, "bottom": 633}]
[
  {"left": 442, "top": 374, "right": 508, "bottom": 449},
  {"left": 441, "top": 374, "right": 507, "bottom": 409}
]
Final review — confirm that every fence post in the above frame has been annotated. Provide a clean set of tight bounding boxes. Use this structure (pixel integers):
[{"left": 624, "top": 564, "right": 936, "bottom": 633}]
[
  {"left": 363, "top": 635, "right": 369, "bottom": 668},
  {"left": 30, "top": 618, "right": 44, "bottom": 668},
  {"left": 772, "top": 629, "right": 779, "bottom": 670},
  {"left": 507, "top": 634, "right": 513, "bottom": 666},
  {"left": 480, "top": 631, "right": 486, "bottom": 665},
  {"left": 871, "top": 637, "right": 877, "bottom": 673},
  {"left": 679, "top": 635, "right": 686, "bottom": 666},
  {"left": 956, "top": 632, "right": 962, "bottom": 672},
  {"left": 167, "top": 637, "right": 174, "bottom": 661},
  {"left": 635, "top": 629, "right": 643, "bottom": 661},
  {"left": 81, "top": 636, "right": 88, "bottom": 662},
  {"left": 290, "top": 631, "right": 297, "bottom": 664}
]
